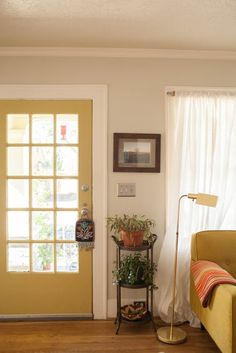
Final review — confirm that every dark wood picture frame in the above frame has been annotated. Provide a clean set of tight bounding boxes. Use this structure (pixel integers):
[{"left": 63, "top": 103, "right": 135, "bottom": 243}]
[{"left": 113, "top": 133, "right": 161, "bottom": 173}]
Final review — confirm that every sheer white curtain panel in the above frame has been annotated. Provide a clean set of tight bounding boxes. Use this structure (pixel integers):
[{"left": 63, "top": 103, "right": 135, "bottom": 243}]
[{"left": 157, "top": 90, "right": 236, "bottom": 327}]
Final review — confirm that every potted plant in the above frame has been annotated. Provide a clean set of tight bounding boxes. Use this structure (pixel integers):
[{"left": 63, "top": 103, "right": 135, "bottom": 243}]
[
  {"left": 37, "top": 244, "right": 53, "bottom": 271},
  {"left": 107, "top": 214, "right": 155, "bottom": 247},
  {"left": 112, "top": 252, "right": 157, "bottom": 288}
]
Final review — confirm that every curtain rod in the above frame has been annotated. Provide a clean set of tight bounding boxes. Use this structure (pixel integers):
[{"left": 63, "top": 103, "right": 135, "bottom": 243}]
[{"left": 166, "top": 88, "right": 236, "bottom": 95}]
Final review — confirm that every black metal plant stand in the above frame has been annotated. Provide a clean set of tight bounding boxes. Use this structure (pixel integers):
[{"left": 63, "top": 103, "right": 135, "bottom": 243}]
[{"left": 112, "top": 234, "right": 157, "bottom": 334}]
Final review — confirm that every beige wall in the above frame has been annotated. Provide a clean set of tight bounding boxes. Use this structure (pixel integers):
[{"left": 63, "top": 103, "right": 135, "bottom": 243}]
[{"left": 1, "top": 56, "right": 236, "bottom": 312}]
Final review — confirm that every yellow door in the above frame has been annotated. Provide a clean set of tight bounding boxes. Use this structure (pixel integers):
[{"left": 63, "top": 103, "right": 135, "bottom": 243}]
[{"left": 0, "top": 100, "right": 92, "bottom": 316}]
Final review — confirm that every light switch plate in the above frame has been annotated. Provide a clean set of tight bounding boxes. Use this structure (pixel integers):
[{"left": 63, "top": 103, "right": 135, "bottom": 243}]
[{"left": 117, "top": 183, "right": 136, "bottom": 197}]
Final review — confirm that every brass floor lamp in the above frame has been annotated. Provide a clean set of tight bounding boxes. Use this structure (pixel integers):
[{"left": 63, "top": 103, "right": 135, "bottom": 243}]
[{"left": 157, "top": 193, "right": 218, "bottom": 344}]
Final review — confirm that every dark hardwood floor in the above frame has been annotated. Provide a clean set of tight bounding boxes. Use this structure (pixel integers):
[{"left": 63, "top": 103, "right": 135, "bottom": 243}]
[{"left": 0, "top": 319, "right": 220, "bottom": 353}]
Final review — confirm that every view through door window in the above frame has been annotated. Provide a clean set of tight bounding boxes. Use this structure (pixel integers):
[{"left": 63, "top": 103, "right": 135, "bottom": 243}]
[{"left": 7, "top": 113, "right": 79, "bottom": 273}]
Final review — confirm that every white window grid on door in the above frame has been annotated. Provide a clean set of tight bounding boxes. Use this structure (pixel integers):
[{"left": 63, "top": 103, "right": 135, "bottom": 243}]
[{"left": 6, "top": 113, "right": 80, "bottom": 273}]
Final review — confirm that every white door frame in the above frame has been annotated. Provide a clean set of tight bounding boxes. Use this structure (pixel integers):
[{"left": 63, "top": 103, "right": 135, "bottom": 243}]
[{"left": 0, "top": 84, "right": 108, "bottom": 319}]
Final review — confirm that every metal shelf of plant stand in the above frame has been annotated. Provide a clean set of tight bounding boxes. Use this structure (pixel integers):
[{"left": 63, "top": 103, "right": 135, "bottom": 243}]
[
  {"left": 111, "top": 234, "right": 157, "bottom": 251},
  {"left": 119, "top": 282, "right": 149, "bottom": 289},
  {"left": 121, "top": 310, "right": 153, "bottom": 325},
  {"left": 112, "top": 234, "right": 157, "bottom": 335}
]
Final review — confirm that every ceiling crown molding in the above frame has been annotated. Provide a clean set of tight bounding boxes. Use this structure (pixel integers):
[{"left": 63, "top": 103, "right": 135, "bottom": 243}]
[{"left": 0, "top": 47, "right": 236, "bottom": 60}]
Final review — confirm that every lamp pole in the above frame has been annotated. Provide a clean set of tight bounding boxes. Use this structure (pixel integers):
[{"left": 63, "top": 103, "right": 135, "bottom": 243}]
[
  {"left": 157, "top": 192, "right": 218, "bottom": 344},
  {"left": 157, "top": 194, "right": 187, "bottom": 344}
]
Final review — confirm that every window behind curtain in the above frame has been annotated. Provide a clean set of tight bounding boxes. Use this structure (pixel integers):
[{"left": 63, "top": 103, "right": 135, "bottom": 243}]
[{"left": 158, "top": 90, "right": 236, "bottom": 326}]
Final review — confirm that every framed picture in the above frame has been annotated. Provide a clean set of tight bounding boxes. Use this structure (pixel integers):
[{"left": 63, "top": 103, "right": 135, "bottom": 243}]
[{"left": 113, "top": 133, "right": 161, "bottom": 173}]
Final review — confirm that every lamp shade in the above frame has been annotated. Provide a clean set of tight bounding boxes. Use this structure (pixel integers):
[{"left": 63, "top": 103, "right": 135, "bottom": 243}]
[{"left": 188, "top": 193, "right": 218, "bottom": 207}]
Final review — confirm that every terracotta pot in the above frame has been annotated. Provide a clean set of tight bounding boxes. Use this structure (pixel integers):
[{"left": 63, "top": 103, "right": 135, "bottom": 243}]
[
  {"left": 120, "top": 230, "right": 144, "bottom": 247},
  {"left": 43, "top": 263, "right": 51, "bottom": 271}
]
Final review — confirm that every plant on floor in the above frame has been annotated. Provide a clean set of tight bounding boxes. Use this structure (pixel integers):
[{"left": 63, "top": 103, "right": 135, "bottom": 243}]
[{"left": 37, "top": 244, "right": 53, "bottom": 270}]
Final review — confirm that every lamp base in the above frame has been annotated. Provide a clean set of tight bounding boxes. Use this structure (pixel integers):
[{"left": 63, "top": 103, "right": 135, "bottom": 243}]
[{"left": 157, "top": 326, "right": 187, "bottom": 344}]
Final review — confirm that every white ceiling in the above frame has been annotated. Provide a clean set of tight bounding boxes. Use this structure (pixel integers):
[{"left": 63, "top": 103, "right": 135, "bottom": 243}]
[{"left": 0, "top": 0, "right": 236, "bottom": 51}]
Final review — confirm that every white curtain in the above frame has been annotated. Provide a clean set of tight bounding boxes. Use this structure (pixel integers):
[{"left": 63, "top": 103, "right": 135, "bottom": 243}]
[{"left": 157, "top": 90, "right": 236, "bottom": 327}]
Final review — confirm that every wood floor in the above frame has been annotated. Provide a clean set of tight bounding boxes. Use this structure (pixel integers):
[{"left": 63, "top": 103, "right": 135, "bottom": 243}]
[{"left": 0, "top": 319, "right": 220, "bottom": 353}]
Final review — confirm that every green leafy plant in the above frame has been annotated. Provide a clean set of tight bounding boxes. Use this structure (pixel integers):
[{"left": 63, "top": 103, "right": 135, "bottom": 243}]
[
  {"left": 33, "top": 212, "right": 53, "bottom": 240},
  {"left": 107, "top": 214, "right": 155, "bottom": 243},
  {"left": 112, "top": 252, "right": 157, "bottom": 288},
  {"left": 37, "top": 244, "right": 53, "bottom": 269}
]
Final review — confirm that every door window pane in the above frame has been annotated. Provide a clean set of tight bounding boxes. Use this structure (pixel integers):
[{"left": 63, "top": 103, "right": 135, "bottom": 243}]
[
  {"left": 32, "top": 114, "right": 53, "bottom": 143},
  {"left": 32, "top": 147, "right": 53, "bottom": 176},
  {"left": 56, "top": 147, "right": 78, "bottom": 176},
  {"left": 56, "top": 243, "right": 78, "bottom": 272},
  {"left": 7, "top": 114, "right": 29, "bottom": 143},
  {"left": 32, "top": 243, "right": 54, "bottom": 272},
  {"left": 7, "top": 211, "right": 29, "bottom": 240},
  {"left": 56, "top": 211, "right": 77, "bottom": 240},
  {"left": 7, "top": 147, "right": 29, "bottom": 176},
  {"left": 32, "top": 211, "right": 53, "bottom": 240},
  {"left": 7, "top": 179, "right": 29, "bottom": 208},
  {"left": 56, "top": 114, "right": 78, "bottom": 144},
  {"left": 32, "top": 179, "right": 53, "bottom": 208},
  {"left": 57, "top": 179, "right": 78, "bottom": 208},
  {"left": 8, "top": 244, "right": 29, "bottom": 272}
]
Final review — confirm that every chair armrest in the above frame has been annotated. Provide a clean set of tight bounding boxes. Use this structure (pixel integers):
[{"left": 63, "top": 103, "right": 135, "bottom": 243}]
[{"left": 191, "top": 280, "right": 236, "bottom": 353}]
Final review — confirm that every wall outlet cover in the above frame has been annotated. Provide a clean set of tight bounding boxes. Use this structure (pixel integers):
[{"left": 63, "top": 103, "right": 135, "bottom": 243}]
[{"left": 117, "top": 183, "right": 136, "bottom": 197}]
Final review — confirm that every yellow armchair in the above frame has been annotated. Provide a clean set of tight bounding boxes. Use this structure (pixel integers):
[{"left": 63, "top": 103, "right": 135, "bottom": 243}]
[{"left": 190, "top": 230, "right": 236, "bottom": 353}]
